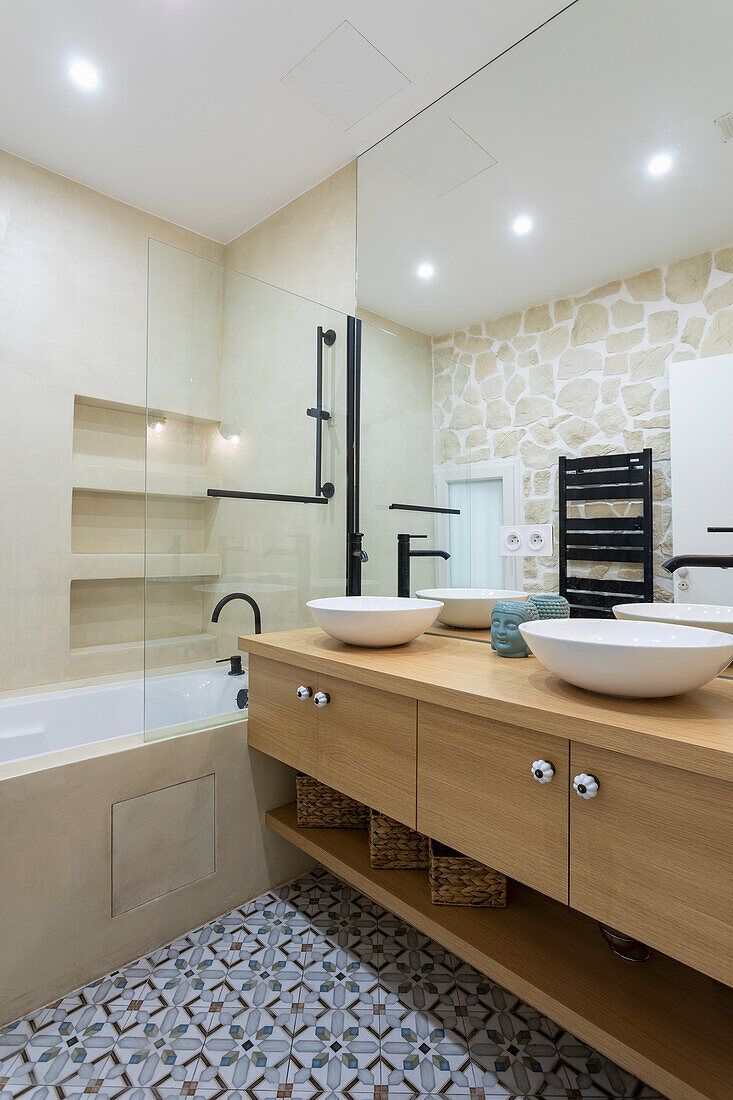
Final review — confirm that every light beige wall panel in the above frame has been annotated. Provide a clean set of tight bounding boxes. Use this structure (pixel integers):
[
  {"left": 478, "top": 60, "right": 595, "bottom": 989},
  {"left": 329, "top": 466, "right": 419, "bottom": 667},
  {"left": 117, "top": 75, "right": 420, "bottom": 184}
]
[
  {"left": 360, "top": 323, "right": 437, "bottom": 596},
  {"left": 0, "top": 149, "right": 225, "bottom": 694},
  {"left": 204, "top": 267, "right": 348, "bottom": 657},
  {"left": 112, "top": 774, "right": 216, "bottom": 915},
  {"left": 146, "top": 240, "right": 224, "bottom": 421},
  {"left": 0, "top": 723, "right": 312, "bottom": 1025},
  {"left": 225, "top": 162, "right": 356, "bottom": 316}
]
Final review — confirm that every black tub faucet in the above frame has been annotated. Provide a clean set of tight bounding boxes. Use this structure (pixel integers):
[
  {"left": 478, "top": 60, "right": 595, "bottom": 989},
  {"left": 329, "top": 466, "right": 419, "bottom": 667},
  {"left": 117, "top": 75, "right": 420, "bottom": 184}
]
[
  {"left": 216, "top": 655, "right": 244, "bottom": 676},
  {"left": 397, "top": 533, "right": 450, "bottom": 598},
  {"left": 211, "top": 592, "right": 263, "bottom": 634}
]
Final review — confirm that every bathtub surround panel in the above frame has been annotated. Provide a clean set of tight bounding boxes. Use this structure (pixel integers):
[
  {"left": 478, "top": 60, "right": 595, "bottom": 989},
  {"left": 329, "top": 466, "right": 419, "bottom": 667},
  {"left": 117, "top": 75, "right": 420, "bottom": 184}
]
[
  {"left": 432, "top": 244, "right": 733, "bottom": 600},
  {"left": 111, "top": 773, "right": 216, "bottom": 916},
  {"left": 0, "top": 723, "right": 312, "bottom": 1025}
]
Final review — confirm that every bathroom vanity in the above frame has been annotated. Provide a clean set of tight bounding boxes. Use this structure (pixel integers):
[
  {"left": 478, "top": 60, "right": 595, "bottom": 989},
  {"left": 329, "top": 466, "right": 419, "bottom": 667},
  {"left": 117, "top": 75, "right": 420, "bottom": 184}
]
[{"left": 240, "top": 627, "right": 733, "bottom": 1100}]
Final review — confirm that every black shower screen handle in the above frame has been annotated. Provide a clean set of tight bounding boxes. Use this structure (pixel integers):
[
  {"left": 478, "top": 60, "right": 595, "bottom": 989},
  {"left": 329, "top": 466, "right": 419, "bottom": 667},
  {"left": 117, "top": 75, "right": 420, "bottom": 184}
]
[{"left": 306, "top": 325, "right": 336, "bottom": 499}]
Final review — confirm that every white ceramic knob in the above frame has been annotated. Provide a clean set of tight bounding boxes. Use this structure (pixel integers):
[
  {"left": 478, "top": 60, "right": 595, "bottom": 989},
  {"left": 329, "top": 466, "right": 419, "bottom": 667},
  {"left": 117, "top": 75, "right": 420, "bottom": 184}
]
[
  {"left": 296, "top": 685, "right": 313, "bottom": 700},
  {"left": 531, "top": 759, "right": 555, "bottom": 784},
  {"left": 573, "top": 773, "right": 599, "bottom": 799},
  {"left": 313, "top": 691, "right": 330, "bottom": 708}
]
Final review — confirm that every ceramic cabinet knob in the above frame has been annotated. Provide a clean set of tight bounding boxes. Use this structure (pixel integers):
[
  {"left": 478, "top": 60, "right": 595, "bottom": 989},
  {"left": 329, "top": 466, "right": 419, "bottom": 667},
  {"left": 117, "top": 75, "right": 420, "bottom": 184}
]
[
  {"left": 313, "top": 691, "right": 331, "bottom": 708},
  {"left": 296, "top": 685, "right": 313, "bottom": 700},
  {"left": 573, "top": 773, "right": 600, "bottom": 799},
  {"left": 531, "top": 759, "right": 555, "bottom": 784}
]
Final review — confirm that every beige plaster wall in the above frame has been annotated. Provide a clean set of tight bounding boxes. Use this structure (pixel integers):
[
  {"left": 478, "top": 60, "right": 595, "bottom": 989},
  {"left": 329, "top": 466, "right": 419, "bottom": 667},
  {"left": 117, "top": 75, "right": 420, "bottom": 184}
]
[
  {"left": 202, "top": 263, "right": 348, "bottom": 655},
  {"left": 432, "top": 245, "right": 733, "bottom": 599},
  {"left": 359, "top": 321, "right": 439, "bottom": 596},
  {"left": 0, "top": 151, "right": 359, "bottom": 695},
  {"left": 225, "top": 162, "right": 357, "bottom": 317},
  {"left": 0, "top": 149, "right": 226, "bottom": 693},
  {"left": 0, "top": 723, "right": 309, "bottom": 1025}
]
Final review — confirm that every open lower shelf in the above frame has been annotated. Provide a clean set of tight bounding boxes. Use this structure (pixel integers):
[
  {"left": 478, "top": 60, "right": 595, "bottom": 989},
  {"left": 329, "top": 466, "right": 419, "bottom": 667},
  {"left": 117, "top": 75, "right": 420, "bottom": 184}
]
[{"left": 266, "top": 802, "right": 731, "bottom": 1100}]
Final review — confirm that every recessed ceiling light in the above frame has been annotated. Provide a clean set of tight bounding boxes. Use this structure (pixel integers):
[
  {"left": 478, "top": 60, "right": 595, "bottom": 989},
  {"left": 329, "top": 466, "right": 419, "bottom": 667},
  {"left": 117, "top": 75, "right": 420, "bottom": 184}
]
[
  {"left": 417, "top": 262, "right": 435, "bottom": 280},
  {"left": 647, "top": 152, "right": 672, "bottom": 177},
  {"left": 512, "top": 214, "right": 533, "bottom": 236},
  {"left": 68, "top": 58, "right": 100, "bottom": 92}
]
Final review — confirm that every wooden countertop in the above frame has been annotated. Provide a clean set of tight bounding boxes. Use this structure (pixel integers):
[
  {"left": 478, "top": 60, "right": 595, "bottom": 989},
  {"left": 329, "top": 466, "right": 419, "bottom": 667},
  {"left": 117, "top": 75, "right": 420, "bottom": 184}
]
[{"left": 239, "top": 628, "right": 733, "bottom": 782}]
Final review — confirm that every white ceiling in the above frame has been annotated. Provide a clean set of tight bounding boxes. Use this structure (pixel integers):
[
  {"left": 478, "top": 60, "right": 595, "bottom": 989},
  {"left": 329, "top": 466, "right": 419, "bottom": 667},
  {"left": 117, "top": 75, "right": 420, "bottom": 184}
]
[
  {"left": 357, "top": 0, "right": 733, "bottom": 334},
  {"left": 0, "top": 0, "right": 569, "bottom": 243}
]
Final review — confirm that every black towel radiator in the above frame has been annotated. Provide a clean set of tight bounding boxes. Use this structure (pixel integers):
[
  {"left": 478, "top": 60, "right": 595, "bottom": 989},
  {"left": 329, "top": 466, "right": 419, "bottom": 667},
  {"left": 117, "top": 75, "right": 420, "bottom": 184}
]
[{"left": 558, "top": 448, "right": 654, "bottom": 618}]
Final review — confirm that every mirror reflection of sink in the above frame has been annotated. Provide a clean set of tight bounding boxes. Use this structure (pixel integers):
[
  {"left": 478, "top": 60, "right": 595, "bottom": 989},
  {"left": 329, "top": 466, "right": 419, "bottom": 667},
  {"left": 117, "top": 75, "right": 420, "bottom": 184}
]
[
  {"left": 519, "top": 618, "right": 733, "bottom": 698},
  {"left": 416, "top": 588, "right": 526, "bottom": 629},
  {"left": 614, "top": 602, "right": 733, "bottom": 634},
  {"left": 307, "top": 596, "right": 443, "bottom": 647}
]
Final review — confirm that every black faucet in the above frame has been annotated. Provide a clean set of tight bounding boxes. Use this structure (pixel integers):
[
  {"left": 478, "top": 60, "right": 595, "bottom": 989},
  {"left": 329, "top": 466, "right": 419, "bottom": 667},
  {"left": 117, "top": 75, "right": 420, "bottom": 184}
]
[
  {"left": 397, "top": 533, "right": 450, "bottom": 598},
  {"left": 210, "top": 592, "right": 263, "bottom": 634},
  {"left": 663, "top": 555, "right": 733, "bottom": 573},
  {"left": 216, "top": 655, "right": 244, "bottom": 676},
  {"left": 347, "top": 532, "right": 368, "bottom": 595}
]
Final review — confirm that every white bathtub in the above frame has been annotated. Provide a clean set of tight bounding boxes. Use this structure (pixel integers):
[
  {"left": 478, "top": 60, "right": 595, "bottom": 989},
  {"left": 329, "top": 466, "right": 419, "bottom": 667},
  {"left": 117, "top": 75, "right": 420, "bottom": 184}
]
[{"left": 0, "top": 666, "right": 247, "bottom": 766}]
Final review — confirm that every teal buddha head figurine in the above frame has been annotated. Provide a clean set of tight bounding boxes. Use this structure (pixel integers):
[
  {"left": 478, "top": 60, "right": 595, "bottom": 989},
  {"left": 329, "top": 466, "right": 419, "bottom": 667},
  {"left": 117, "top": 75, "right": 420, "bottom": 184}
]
[{"left": 490, "top": 600, "right": 538, "bottom": 658}]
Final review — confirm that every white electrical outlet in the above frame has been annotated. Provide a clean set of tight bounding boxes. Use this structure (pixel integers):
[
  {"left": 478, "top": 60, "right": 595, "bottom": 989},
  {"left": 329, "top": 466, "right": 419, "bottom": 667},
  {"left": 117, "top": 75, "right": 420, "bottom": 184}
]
[
  {"left": 500, "top": 527, "right": 523, "bottom": 554},
  {"left": 500, "top": 524, "right": 553, "bottom": 557},
  {"left": 526, "top": 524, "right": 553, "bottom": 555}
]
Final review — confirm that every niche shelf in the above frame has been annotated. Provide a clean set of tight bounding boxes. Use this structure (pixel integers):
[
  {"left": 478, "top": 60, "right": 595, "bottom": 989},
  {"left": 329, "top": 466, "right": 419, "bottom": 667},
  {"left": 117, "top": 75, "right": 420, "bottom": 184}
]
[
  {"left": 70, "top": 554, "right": 221, "bottom": 581},
  {"left": 69, "top": 633, "right": 219, "bottom": 678},
  {"left": 72, "top": 463, "right": 220, "bottom": 500},
  {"left": 267, "top": 803, "right": 731, "bottom": 1100},
  {"left": 69, "top": 395, "right": 223, "bottom": 680}
]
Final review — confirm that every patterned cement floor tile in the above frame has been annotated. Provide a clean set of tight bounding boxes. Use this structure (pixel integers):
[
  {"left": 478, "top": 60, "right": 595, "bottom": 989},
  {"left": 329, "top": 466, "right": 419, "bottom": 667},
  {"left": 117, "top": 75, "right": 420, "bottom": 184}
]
[{"left": 2, "top": 868, "right": 667, "bottom": 1100}]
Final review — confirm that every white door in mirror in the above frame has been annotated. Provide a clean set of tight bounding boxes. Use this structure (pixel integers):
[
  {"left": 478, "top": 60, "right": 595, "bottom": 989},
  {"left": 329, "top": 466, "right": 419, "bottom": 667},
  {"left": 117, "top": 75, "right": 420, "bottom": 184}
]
[
  {"left": 531, "top": 759, "right": 555, "bottom": 783},
  {"left": 573, "top": 773, "right": 599, "bottom": 799}
]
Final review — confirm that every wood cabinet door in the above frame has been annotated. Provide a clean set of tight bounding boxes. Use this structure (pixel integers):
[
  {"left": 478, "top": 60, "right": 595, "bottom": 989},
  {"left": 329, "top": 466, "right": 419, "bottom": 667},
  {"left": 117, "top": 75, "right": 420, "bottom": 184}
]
[
  {"left": 316, "top": 674, "right": 417, "bottom": 827},
  {"left": 569, "top": 744, "right": 733, "bottom": 985},
  {"left": 247, "top": 656, "right": 317, "bottom": 773},
  {"left": 417, "top": 703, "right": 570, "bottom": 903}
]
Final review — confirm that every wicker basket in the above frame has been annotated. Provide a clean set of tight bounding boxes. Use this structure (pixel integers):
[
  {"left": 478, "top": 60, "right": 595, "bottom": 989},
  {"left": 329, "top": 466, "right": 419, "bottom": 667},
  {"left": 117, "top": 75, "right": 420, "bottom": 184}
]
[
  {"left": 428, "top": 840, "right": 507, "bottom": 907},
  {"left": 296, "top": 773, "right": 369, "bottom": 828},
  {"left": 369, "top": 810, "right": 429, "bottom": 869}
]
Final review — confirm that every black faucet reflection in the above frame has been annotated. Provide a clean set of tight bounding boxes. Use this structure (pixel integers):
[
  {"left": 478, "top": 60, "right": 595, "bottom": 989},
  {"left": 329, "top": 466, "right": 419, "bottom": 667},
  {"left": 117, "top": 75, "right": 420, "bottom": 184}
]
[
  {"left": 210, "top": 592, "right": 263, "bottom": 634},
  {"left": 397, "top": 533, "right": 450, "bottom": 598},
  {"left": 663, "top": 555, "right": 733, "bottom": 573}
]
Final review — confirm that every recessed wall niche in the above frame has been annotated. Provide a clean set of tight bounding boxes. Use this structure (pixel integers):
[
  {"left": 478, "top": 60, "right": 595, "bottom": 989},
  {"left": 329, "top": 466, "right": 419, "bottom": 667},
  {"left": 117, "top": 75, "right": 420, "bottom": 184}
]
[{"left": 69, "top": 395, "right": 221, "bottom": 679}]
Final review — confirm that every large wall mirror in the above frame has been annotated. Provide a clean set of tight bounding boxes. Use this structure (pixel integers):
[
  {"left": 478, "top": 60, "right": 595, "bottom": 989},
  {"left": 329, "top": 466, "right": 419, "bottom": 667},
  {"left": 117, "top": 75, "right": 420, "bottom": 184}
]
[{"left": 356, "top": 0, "right": 733, "bottom": 611}]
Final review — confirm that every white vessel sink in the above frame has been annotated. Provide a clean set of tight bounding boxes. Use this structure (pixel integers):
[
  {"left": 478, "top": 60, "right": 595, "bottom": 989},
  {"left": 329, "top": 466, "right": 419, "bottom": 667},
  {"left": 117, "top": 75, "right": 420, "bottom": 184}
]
[
  {"left": 307, "top": 596, "right": 442, "bottom": 647},
  {"left": 614, "top": 602, "right": 733, "bottom": 634},
  {"left": 519, "top": 618, "right": 733, "bottom": 698},
  {"left": 416, "top": 588, "right": 526, "bottom": 629}
]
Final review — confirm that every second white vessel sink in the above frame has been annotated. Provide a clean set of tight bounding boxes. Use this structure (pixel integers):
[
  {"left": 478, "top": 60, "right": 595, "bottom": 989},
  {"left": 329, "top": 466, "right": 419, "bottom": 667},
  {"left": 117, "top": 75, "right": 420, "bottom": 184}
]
[
  {"left": 307, "top": 595, "right": 443, "bottom": 647},
  {"left": 416, "top": 588, "right": 526, "bottom": 628},
  {"left": 519, "top": 618, "right": 733, "bottom": 698},
  {"left": 614, "top": 602, "right": 733, "bottom": 634}
]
